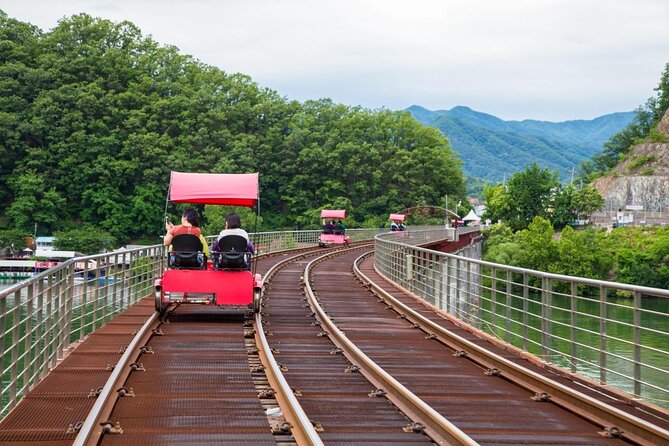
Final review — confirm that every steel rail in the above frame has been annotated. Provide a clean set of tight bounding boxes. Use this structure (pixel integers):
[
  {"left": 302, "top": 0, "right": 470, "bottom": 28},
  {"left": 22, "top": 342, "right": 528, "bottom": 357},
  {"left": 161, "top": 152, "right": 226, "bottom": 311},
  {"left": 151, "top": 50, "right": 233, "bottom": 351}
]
[
  {"left": 251, "top": 241, "right": 373, "bottom": 445},
  {"left": 304, "top": 246, "right": 480, "bottom": 446},
  {"left": 356, "top": 252, "right": 669, "bottom": 446},
  {"left": 254, "top": 248, "right": 327, "bottom": 446},
  {"left": 73, "top": 311, "right": 161, "bottom": 446}
]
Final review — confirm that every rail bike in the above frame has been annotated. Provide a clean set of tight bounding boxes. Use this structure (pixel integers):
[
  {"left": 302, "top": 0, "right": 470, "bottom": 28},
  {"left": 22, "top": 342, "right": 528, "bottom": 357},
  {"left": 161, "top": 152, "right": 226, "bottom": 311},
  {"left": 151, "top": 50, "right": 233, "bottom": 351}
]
[
  {"left": 154, "top": 171, "right": 262, "bottom": 313},
  {"left": 319, "top": 209, "right": 350, "bottom": 247}
]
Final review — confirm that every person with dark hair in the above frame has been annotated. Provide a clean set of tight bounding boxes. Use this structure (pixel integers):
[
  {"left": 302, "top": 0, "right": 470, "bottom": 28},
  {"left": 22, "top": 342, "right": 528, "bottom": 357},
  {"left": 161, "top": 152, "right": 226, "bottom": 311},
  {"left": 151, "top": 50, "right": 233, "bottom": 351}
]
[
  {"left": 164, "top": 207, "right": 202, "bottom": 246},
  {"left": 323, "top": 220, "right": 335, "bottom": 234},
  {"left": 164, "top": 207, "right": 209, "bottom": 256},
  {"left": 212, "top": 212, "right": 254, "bottom": 254},
  {"left": 334, "top": 220, "right": 346, "bottom": 235}
]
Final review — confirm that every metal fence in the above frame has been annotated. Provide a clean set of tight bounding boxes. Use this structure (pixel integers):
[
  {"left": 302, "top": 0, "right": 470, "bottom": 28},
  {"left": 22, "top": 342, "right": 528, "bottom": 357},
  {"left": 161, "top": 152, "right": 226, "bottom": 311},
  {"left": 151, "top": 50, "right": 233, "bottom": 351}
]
[
  {"left": 374, "top": 230, "right": 669, "bottom": 408},
  {"left": 1, "top": 227, "right": 398, "bottom": 418},
  {"left": 0, "top": 245, "right": 164, "bottom": 418}
]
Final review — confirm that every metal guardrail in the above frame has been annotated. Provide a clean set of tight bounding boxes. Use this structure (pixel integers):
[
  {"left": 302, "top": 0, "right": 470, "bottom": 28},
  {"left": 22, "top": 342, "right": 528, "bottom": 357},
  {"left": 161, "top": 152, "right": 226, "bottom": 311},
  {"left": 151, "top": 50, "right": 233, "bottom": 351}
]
[
  {"left": 0, "top": 245, "right": 164, "bottom": 418},
  {"left": 374, "top": 230, "right": 669, "bottom": 408},
  {"left": 1, "top": 227, "right": 397, "bottom": 419}
]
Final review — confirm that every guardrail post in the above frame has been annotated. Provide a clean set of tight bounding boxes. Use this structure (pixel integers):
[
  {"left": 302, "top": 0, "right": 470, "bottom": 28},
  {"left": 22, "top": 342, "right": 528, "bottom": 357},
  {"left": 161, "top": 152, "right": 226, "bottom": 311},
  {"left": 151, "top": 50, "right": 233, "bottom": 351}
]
[
  {"left": 466, "top": 261, "right": 473, "bottom": 324},
  {"left": 505, "top": 270, "right": 512, "bottom": 343},
  {"left": 541, "top": 277, "right": 552, "bottom": 361},
  {"left": 10, "top": 290, "right": 20, "bottom": 406},
  {"left": 22, "top": 282, "right": 34, "bottom": 393},
  {"left": 633, "top": 291, "right": 641, "bottom": 396},
  {"left": 570, "top": 282, "right": 577, "bottom": 374},
  {"left": 522, "top": 273, "right": 529, "bottom": 351},
  {"left": 406, "top": 254, "right": 413, "bottom": 281},
  {"left": 491, "top": 266, "right": 497, "bottom": 332},
  {"left": 599, "top": 285, "right": 607, "bottom": 385},
  {"left": 65, "top": 263, "right": 74, "bottom": 349}
]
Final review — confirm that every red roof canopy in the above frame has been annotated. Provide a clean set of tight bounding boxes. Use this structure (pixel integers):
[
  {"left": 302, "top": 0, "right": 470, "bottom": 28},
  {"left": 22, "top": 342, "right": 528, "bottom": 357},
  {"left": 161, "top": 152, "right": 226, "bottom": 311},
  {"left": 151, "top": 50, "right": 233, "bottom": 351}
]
[
  {"left": 389, "top": 213, "right": 406, "bottom": 222},
  {"left": 169, "top": 172, "right": 259, "bottom": 207},
  {"left": 321, "top": 209, "right": 347, "bottom": 219}
]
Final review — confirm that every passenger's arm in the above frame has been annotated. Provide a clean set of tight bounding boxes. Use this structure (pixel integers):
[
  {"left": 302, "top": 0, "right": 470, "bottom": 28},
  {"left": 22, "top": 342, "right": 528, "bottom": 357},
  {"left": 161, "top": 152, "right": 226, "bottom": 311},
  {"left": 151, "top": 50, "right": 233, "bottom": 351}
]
[
  {"left": 163, "top": 222, "right": 175, "bottom": 246},
  {"left": 199, "top": 234, "right": 210, "bottom": 256}
]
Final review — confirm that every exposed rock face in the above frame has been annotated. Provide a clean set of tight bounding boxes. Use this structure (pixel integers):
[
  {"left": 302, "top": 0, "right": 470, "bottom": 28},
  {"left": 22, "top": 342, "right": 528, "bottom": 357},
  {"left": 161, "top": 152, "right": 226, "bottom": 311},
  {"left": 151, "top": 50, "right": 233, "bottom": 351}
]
[
  {"left": 592, "top": 108, "right": 669, "bottom": 212},
  {"left": 657, "top": 107, "right": 669, "bottom": 137}
]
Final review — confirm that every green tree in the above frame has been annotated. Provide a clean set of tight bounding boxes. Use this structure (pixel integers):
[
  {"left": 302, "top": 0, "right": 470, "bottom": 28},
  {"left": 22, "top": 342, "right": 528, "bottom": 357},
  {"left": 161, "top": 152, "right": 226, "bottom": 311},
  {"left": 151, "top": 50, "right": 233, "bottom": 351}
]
[
  {"left": 7, "top": 171, "right": 65, "bottom": 231},
  {"left": 0, "top": 228, "right": 29, "bottom": 255},
  {"left": 514, "top": 216, "right": 558, "bottom": 271},
  {"left": 53, "top": 226, "right": 115, "bottom": 254},
  {"left": 483, "top": 164, "right": 559, "bottom": 231},
  {"left": 551, "top": 185, "right": 604, "bottom": 228}
]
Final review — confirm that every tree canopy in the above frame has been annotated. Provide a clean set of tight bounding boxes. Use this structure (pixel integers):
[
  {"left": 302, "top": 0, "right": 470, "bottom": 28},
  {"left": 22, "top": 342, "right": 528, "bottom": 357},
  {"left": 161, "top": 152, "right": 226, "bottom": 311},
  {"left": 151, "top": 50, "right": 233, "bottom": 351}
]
[{"left": 0, "top": 11, "right": 466, "bottom": 246}]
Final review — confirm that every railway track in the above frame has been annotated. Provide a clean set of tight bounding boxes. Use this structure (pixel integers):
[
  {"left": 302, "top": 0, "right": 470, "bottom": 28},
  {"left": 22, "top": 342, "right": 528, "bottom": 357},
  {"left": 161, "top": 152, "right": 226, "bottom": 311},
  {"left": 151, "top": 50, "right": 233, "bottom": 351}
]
[
  {"left": 2, "top": 242, "right": 668, "bottom": 445},
  {"left": 293, "top": 246, "right": 669, "bottom": 445}
]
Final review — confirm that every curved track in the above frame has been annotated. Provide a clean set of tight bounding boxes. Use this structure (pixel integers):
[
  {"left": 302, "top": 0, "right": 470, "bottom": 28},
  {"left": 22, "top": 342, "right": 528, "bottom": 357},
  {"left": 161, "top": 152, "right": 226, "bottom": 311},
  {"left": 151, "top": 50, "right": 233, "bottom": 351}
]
[
  {"left": 2, "top": 242, "right": 668, "bottom": 446},
  {"left": 294, "top": 247, "right": 669, "bottom": 445}
]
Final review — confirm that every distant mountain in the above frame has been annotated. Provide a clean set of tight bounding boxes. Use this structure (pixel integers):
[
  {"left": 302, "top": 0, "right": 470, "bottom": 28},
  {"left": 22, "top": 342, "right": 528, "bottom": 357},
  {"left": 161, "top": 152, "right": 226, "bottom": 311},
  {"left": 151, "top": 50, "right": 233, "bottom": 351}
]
[{"left": 407, "top": 105, "right": 635, "bottom": 183}]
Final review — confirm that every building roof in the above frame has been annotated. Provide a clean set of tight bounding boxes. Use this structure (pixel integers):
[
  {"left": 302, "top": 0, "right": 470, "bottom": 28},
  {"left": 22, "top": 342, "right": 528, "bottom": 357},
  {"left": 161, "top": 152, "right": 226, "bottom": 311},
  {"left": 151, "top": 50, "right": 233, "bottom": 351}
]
[{"left": 463, "top": 209, "right": 481, "bottom": 221}]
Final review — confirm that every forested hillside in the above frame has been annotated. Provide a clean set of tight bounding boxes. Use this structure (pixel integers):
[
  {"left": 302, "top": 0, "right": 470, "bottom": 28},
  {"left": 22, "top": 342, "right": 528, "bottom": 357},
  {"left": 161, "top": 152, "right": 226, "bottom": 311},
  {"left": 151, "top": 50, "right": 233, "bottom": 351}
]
[
  {"left": 408, "top": 105, "right": 633, "bottom": 183},
  {"left": 0, "top": 11, "right": 465, "bottom": 246}
]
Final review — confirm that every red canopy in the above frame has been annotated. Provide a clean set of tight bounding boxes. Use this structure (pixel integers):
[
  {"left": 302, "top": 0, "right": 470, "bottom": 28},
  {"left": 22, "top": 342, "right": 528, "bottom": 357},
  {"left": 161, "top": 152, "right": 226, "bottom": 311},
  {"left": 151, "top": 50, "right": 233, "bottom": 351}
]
[
  {"left": 321, "top": 209, "right": 347, "bottom": 219},
  {"left": 389, "top": 213, "right": 406, "bottom": 222},
  {"left": 169, "top": 172, "right": 259, "bottom": 207}
]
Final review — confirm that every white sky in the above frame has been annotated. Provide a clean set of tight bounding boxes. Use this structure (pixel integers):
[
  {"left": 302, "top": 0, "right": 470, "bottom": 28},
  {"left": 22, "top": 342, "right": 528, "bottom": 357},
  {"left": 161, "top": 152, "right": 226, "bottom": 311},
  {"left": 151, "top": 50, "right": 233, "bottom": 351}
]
[{"left": 2, "top": 0, "right": 668, "bottom": 121}]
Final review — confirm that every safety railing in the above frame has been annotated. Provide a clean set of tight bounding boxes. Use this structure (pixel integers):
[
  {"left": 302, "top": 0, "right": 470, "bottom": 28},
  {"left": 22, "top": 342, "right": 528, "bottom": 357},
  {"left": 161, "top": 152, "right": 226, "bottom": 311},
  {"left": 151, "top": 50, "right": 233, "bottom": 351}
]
[
  {"left": 0, "top": 245, "right": 164, "bottom": 418},
  {"left": 374, "top": 231, "right": 669, "bottom": 408}
]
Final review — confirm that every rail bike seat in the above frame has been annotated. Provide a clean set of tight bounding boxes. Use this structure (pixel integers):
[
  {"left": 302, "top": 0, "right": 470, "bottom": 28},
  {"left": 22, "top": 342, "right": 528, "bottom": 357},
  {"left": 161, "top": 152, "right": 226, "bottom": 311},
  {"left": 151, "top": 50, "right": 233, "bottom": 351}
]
[
  {"left": 168, "top": 234, "right": 206, "bottom": 269},
  {"left": 212, "top": 235, "right": 251, "bottom": 271}
]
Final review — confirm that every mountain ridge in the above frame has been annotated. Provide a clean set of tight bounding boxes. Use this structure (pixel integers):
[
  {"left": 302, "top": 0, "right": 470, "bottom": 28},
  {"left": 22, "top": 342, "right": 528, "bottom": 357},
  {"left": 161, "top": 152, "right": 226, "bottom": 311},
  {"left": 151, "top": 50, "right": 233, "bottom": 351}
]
[{"left": 407, "top": 105, "right": 635, "bottom": 183}]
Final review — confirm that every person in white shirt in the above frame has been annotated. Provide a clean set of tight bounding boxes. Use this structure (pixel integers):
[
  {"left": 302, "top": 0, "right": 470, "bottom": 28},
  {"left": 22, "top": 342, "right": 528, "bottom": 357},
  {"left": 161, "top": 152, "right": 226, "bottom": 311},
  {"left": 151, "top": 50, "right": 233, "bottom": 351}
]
[{"left": 212, "top": 213, "right": 254, "bottom": 253}]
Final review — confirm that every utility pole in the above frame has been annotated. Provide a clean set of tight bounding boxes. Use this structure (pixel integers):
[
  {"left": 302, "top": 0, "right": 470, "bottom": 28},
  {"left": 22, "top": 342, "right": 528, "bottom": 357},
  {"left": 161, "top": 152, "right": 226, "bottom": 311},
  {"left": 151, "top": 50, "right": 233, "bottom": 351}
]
[{"left": 570, "top": 165, "right": 576, "bottom": 185}]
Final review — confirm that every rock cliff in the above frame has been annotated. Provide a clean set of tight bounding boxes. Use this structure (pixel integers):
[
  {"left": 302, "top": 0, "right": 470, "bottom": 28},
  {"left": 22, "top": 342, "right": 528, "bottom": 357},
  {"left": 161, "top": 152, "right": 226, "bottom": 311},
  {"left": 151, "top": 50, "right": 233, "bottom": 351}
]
[{"left": 592, "top": 108, "right": 669, "bottom": 212}]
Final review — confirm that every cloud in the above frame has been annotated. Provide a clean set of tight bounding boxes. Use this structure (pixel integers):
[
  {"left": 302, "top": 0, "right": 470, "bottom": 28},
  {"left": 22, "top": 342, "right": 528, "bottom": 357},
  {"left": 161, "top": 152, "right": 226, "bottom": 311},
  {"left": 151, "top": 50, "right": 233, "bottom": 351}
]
[{"left": 3, "top": 0, "right": 668, "bottom": 120}]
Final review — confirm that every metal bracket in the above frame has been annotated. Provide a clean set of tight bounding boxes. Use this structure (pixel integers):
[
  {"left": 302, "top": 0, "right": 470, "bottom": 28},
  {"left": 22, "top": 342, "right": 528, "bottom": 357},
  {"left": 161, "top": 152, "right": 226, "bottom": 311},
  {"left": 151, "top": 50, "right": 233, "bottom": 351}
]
[
  {"left": 87, "top": 387, "right": 103, "bottom": 398},
  {"left": 485, "top": 368, "right": 501, "bottom": 376},
  {"left": 117, "top": 387, "right": 135, "bottom": 397},
  {"left": 271, "top": 421, "right": 293, "bottom": 434},
  {"left": 101, "top": 421, "right": 123, "bottom": 435},
  {"left": 532, "top": 392, "right": 551, "bottom": 402},
  {"left": 258, "top": 388, "right": 275, "bottom": 398},
  {"left": 66, "top": 421, "right": 83, "bottom": 434},
  {"left": 129, "top": 362, "right": 145, "bottom": 371},
  {"left": 369, "top": 389, "right": 386, "bottom": 398},
  {"left": 345, "top": 365, "right": 360, "bottom": 373},
  {"left": 403, "top": 422, "right": 425, "bottom": 433},
  {"left": 599, "top": 426, "right": 623, "bottom": 438}
]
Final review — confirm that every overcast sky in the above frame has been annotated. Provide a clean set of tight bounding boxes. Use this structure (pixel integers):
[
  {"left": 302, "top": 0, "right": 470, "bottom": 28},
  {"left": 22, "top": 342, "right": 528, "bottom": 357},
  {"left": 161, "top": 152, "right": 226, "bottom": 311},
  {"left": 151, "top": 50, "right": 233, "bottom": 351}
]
[{"left": 3, "top": 0, "right": 668, "bottom": 121}]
